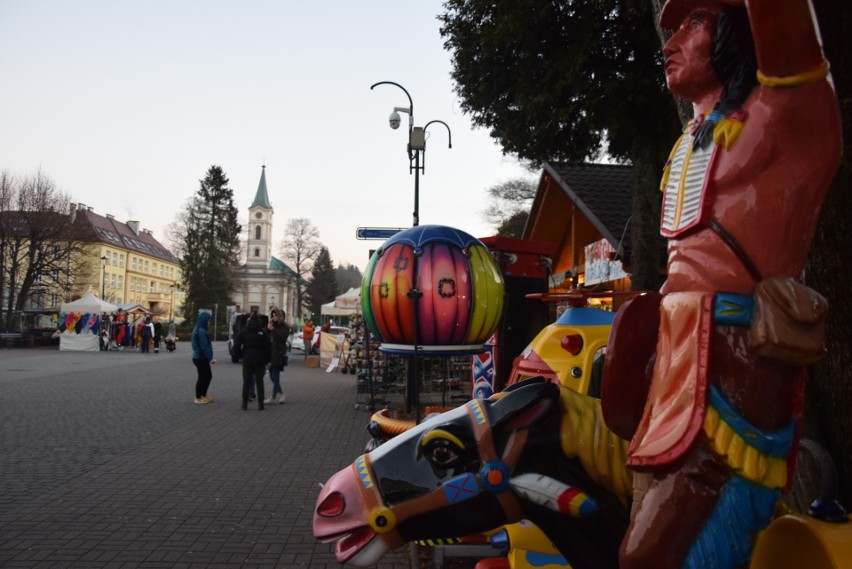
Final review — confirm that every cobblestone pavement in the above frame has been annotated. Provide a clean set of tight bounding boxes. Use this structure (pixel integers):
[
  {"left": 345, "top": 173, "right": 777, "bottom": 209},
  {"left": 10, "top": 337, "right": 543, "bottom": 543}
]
[{"left": 0, "top": 342, "right": 417, "bottom": 568}]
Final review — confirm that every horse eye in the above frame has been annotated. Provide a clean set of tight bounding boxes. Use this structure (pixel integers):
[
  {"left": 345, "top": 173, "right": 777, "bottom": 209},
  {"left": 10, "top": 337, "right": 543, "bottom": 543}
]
[{"left": 427, "top": 443, "right": 459, "bottom": 467}]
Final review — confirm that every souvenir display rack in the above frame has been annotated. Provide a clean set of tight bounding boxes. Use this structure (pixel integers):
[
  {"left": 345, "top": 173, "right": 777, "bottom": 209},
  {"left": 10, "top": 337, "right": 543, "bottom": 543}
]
[{"left": 350, "top": 316, "right": 472, "bottom": 412}]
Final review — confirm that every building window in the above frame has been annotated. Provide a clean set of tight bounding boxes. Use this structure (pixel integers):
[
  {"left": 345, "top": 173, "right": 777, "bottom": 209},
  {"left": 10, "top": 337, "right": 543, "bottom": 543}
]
[
  {"left": 144, "top": 260, "right": 149, "bottom": 272},
  {"left": 152, "top": 263, "right": 157, "bottom": 275},
  {"left": 132, "top": 258, "right": 137, "bottom": 270},
  {"left": 254, "top": 247, "right": 260, "bottom": 257},
  {"left": 255, "top": 225, "right": 261, "bottom": 240},
  {"left": 118, "top": 275, "right": 123, "bottom": 289},
  {"left": 112, "top": 252, "right": 117, "bottom": 266},
  {"left": 119, "top": 254, "right": 124, "bottom": 268},
  {"left": 150, "top": 281, "right": 155, "bottom": 293}
]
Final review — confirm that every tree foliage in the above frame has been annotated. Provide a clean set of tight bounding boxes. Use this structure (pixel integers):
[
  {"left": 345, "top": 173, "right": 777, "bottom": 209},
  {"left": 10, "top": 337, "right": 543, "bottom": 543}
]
[
  {"left": 279, "top": 218, "right": 322, "bottom": 318},
  {"left": 496, "top": 210, "right": 530, "bottom": 239},
  {"left": 0, "top": 170, "right": 93, "bottom": 331},
  {"left": 439, "top": 0, "right": 681, "bottom": 290},
  {"left": 335, "top": 263, "right": 363, "bottom": 293},
  {"left": 178, "top": 166, "right": 241, "bottom": 322},
  {"left": 305, "top": 247, "right": 338, "bottom": 319}
]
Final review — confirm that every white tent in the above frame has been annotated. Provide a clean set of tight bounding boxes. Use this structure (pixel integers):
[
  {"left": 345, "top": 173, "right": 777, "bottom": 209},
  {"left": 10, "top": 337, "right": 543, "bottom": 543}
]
[
  {"left": 59, "top": 293, "right": 117, "bottom": 351},
  {"left": 320, "top": 287, "right": 361, "bottom": 317}
]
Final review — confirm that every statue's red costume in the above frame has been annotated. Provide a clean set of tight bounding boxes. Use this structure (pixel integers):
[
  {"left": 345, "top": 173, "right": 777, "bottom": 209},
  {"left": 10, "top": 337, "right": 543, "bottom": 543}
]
[{"left": 620, "top": 1, "right": 842, "bottom": 567}]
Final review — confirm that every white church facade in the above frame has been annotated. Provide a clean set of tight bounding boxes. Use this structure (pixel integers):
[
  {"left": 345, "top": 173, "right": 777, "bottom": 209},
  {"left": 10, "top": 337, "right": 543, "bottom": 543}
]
[{"left": 232, "top": 166, "right": 299, "bottom": 325}]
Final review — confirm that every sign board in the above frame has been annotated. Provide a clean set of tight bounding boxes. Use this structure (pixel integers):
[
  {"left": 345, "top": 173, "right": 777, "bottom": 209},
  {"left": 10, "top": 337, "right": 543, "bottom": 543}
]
[
  {"left": 584, "top": 238, "right": 629, "bottom": 286},
  {"left": 355, "top": 227, "right": 405, "bottom": 240}
]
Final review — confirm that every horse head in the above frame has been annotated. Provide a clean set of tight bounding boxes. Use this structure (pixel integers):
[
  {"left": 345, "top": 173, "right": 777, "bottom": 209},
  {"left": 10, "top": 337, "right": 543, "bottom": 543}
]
[{"left": 313, "top": 381, "right": 626, "bottom": 568}]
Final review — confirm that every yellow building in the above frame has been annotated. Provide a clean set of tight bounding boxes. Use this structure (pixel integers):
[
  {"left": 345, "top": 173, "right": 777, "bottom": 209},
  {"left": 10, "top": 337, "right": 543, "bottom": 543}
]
[{"left": 71, "top": 204, "right": 184, "bottom": 320}]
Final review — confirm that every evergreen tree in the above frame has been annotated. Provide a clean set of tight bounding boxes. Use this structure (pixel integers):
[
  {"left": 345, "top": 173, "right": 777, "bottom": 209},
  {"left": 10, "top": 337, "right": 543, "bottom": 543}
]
[
  {"left": 334, "top": 263, "right": 363, "bottom": 292},
  {"left": 179, "top": 166, "right": 241, "bottom": 322},
  {"left": 305, "top": 247, "right": 338, "bottom": 318}
]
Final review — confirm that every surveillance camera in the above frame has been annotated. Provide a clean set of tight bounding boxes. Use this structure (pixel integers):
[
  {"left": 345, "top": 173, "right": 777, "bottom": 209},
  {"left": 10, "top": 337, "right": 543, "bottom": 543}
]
[{"left": 389, "top": 111, "right": 401, "bottom": 130}]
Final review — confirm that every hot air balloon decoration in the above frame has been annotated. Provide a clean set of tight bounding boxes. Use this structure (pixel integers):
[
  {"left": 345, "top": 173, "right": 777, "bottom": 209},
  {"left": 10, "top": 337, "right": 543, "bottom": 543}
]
[{"left": 360, "top": 225, "right": 504, "bottom": 355}]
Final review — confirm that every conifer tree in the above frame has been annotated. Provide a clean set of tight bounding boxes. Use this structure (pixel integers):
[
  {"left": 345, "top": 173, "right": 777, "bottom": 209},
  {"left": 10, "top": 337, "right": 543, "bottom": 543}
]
[
  {"left": 179, "top": 166, "right": 241, "bottom": 322},
  {"left": 304, "top": 247, "right": 338, "bottom": 319}
]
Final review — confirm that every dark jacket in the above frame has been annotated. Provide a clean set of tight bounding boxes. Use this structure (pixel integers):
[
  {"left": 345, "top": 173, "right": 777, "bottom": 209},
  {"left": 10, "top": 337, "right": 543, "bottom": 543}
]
[
  {"left": 269, "top": 321, "right": 291, "bottom": 369},
  {"left": 235, "top": 317, "right": 271, "bottom": 367},
  {"left": 191, "top": 312, "right": 213, "bottom": 361}
]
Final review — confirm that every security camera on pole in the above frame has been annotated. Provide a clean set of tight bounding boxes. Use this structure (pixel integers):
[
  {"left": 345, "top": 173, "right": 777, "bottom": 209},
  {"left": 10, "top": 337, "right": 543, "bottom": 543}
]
[{"left": 370, "top": 81, "right": 452, "bottom": 227}]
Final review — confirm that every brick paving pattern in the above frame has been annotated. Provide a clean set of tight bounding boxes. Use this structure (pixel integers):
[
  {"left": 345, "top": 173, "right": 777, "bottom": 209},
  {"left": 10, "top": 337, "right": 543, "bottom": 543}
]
[{"left": 0, "top": 343, "right": 416, "bottom": 568}]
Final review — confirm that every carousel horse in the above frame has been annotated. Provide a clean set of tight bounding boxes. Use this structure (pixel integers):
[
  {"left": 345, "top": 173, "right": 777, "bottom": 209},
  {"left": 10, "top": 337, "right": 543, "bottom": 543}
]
[
  {"left": 313, "top": 380, "right": 632, "bottom": 568},
  {"left": 314, "top": 378, "right": 852, "bottom": 568}
]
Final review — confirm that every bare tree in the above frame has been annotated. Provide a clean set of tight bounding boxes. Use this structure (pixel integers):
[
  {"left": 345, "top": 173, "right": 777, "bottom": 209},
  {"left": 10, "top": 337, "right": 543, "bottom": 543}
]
[
  {"left": 481, "top": 177, "right": 538, "bottom": 234},
  {"left": 279, "top": 218, "right": 322, "bottom": 319},
  {"left": 0, "top": 169, "right": 93, "bottom": 331}
]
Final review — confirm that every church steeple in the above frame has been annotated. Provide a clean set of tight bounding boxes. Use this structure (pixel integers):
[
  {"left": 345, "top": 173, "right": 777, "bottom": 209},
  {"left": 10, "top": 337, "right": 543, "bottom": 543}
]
[
  {"left": 247, "top": 165, "right": 274, "bottom": 268},
  {"left": 250, "top": 165, "right": 273, "bottom": 210}
]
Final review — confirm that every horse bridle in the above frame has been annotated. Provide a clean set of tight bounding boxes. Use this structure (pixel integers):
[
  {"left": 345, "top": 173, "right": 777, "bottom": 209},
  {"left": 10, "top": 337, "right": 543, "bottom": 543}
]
[{"left": 350, "top": 398, "right": 529, "bottom": 550}]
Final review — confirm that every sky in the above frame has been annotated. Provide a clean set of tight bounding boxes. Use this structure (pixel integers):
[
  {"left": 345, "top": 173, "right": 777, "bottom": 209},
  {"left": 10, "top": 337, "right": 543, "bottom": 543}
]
[{"left": 0, "top": 0, "right": 536, "bottom": 272}]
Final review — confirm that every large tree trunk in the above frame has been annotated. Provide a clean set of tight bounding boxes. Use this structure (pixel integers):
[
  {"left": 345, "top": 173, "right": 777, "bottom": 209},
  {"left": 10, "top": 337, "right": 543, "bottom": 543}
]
[{"left": 802, "top": 0, "right": 852, "bottom": 507}]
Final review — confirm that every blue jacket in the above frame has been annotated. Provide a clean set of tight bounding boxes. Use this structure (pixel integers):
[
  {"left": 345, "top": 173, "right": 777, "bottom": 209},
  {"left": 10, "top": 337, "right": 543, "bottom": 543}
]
[{"left": 191, "top": 312, "right": 214, "bottom": 361}]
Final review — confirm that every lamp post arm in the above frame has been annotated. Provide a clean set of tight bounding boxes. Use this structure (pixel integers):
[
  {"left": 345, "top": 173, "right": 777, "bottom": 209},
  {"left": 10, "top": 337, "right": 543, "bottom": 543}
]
[
  {"left": 370, "top": 81, "right": 414, "bottom": 126},
  {"left": 424, "top": 120, "right": 453, "bottom": 149}
]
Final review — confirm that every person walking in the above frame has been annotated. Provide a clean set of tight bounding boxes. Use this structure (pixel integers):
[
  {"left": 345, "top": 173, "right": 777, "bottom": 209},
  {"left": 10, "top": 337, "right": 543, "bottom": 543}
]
[
  {"left": 190, "top": 311, "right": 216, "bottom": 404},
  {"left": 265, "top": 309, "right": 291, "bottom": 405},
  {"left": 302, "top": 319, "right": 315, "bottom": 358},
  {"left": 234, "top": 313, "right": 270, "bottom": 410}
]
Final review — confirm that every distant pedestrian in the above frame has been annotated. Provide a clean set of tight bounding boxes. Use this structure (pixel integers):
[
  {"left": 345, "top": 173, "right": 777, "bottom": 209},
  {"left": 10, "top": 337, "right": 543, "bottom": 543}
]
[
  {"left": 234, "top": 313, "right": 270, "bottom": 410},
  {"left": 153, "top": 319, "right": 162, "bottom": 353},
  {"left": 139, "top": 317, "right": 152, "bottom": 354},
  {"left": 302, "top": 319, "right": 315, "bottom": 357},
  {"left": 190, "top": 312, "right": 216, "bottom": 404},
  {"left": 265, "top": 309, "right": 291, "bottom": 405}
]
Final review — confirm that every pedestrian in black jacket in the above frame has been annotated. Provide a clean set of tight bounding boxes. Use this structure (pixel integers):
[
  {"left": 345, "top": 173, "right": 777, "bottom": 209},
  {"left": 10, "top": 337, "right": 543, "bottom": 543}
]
[{"left": 234, "top": 314, "right": 271, "bottom": 410}]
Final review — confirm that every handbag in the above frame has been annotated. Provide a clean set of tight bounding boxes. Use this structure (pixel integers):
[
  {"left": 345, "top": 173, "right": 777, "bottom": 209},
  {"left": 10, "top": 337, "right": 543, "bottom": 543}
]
[{"left": 748, "top": 277, "right": 828, "bottom": 366}]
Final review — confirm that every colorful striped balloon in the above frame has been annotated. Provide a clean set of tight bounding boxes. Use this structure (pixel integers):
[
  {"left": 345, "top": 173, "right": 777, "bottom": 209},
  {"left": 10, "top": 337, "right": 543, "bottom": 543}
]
[{"left": 360, "top": 225, "right": 504, "bottom": 355}]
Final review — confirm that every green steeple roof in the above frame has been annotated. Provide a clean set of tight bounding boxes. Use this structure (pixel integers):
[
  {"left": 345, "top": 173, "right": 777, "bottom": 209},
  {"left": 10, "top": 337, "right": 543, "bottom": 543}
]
[{"left": 250, "top": 165, "right": 272, "bottom": 209}]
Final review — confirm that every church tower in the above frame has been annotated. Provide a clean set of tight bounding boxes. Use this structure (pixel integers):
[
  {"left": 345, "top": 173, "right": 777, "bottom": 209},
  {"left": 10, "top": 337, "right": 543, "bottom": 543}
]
[{"left": 246, "top": 165, "right": 273, "bottom": 268}]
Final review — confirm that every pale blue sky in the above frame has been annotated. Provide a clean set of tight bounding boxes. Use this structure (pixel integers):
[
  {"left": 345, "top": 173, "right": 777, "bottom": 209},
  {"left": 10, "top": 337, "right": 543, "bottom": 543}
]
[{"left": 0, "top": 0, "right": 534, "bottom": 270}]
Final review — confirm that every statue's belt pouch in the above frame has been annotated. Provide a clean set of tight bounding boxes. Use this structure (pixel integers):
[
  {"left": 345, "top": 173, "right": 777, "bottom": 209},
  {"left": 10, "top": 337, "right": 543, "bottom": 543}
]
[{"left": 746, "top": 277, "right": 828, "bottom": 366}]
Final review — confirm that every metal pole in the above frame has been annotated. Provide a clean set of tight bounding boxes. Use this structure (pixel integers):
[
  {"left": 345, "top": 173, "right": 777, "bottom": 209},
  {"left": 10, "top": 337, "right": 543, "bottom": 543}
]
[
  {"left": 213, "top": 303, "right": 218, "bottom": 341},
  {"left": 413, "top": 150, "right": 420, "bottom": 227}
]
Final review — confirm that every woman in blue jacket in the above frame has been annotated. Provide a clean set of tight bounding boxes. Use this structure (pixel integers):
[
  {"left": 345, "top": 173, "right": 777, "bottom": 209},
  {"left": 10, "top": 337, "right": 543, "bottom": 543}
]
[{"left": 191, "top": 311, "right": 216, "bottom": 404}]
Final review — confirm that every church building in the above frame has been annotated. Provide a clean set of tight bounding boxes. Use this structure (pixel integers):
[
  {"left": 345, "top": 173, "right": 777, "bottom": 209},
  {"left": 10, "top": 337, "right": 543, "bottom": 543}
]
[{"left": 232, "top": 166, "right": 299, "bottom": 324}]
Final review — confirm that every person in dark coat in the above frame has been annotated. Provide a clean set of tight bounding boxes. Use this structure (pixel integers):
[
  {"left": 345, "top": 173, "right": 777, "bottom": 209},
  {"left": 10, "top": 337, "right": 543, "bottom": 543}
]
[{"left": 234, "top": 313, "right": 271, "bottom": 410}]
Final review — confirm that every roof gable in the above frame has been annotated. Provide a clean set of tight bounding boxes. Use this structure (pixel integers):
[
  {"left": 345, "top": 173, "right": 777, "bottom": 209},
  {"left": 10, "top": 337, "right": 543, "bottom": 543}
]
[{"left": 524, "top": 162, "right": 634, "bottom": 275}]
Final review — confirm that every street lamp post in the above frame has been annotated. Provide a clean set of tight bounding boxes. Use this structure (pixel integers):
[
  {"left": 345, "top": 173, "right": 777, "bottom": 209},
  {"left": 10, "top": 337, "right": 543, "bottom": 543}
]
[
  {"left": 169, "top": 284, "right": 175, "bottom": 321},
  {"left": 370, "top": 81, "right": 453, "bottom": 422},
  {"left": 100, "top": 255, "right": 108, "bottom": 299},
  {"left": 370, "top": 81, "right": 452, "bottom": 227}
]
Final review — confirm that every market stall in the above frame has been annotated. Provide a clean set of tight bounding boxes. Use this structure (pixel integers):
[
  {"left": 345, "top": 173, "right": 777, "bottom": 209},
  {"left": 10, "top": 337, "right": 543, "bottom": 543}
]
[{"left": 58, "top": 293, "right": 118, "bottom": 351}]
